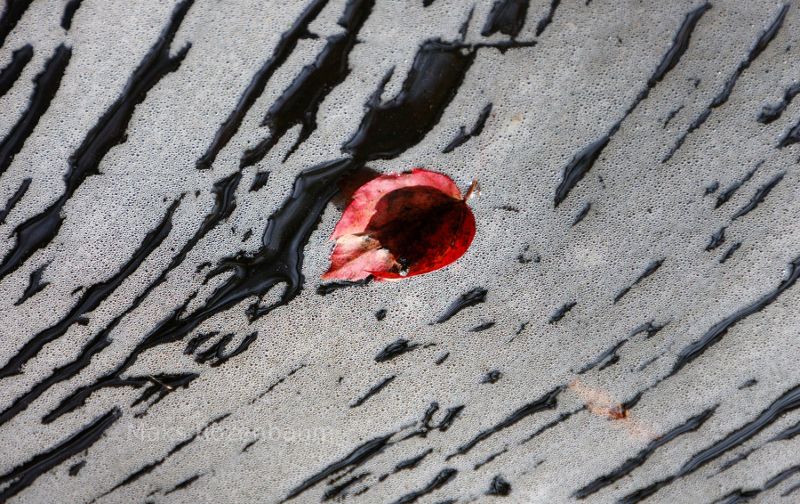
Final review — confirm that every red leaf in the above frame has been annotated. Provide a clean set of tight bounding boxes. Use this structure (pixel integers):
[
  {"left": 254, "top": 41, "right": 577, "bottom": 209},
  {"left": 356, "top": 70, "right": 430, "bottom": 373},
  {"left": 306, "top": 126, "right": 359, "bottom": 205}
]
[{"left": 322, "top": 168, "right": 476, "bottom": 281}]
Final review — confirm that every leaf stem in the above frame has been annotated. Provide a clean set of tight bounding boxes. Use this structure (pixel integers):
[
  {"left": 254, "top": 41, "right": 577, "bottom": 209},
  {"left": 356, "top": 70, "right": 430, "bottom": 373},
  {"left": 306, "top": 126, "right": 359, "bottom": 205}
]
[{"left": 464, "top": 179, "right": 480, "bottom": 201}]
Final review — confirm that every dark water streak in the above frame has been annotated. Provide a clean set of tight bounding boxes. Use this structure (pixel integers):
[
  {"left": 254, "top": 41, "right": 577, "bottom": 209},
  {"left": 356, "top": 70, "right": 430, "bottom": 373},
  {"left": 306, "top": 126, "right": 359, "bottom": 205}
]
[
  {"left": 44, "top": 159, "right": 359, "bottom": 422},
  {"left": 719, "top": 242, "right": 742, "bottom": 263},
  {"left": 574, "top": 407, "right": 716, "bottom": 499},
  {"left": 554, "top": 2, "right": 710, "bottom": 205},
  {"left": 0, "top": 408, "right": 120, "bottom": 502},
  {"left": 450, "top": 386, "right": 560, "bottom": 457},
  {"left": 434, "top": 287, "right": 487, "bottom": 323},
  {"left": 0, "top": 43, "right": 32, "bottom": 97},
  {"left": 716, "top": 162, "right": 761, "bottom": 208},
  {"left": 0, "top": 0, "right": 193, "bottom": 282},
  {"left": 759, "top": 81, "right": 800, "bottom": 124},
  {"left": 669, "top": 255, "right": 800, "bottom": 377},
  {"left": 196, "top": 0, "right": 330, "bottom": 169},
  {"left": 0, "top": 0, "right": 34, "bottom": 49},
  {"left": 323, "top": 472, "right": 369, "bottom": 501},
  {"left": 0, "top": 177, "right": 30, "bottom": 225},
  {"left": 613, "top": 259, "right": 663, "bottom": 303},
  {"left": 663, "top": 4, "right": 789, "bottom": 163},
  {"left": 98, "top": 413, "right": 230, "bottom": 498},
  {"left": 391, "top": 468, "right": 457, "bottom": 504},
  {"left": 0, "top": 44, "right": 71, "bottom": 177},
  {"left": 572, "top": 202, "right": 591, "bottom": 226},
  {"left": 376, "top": 339, "right": 420, "bottom": 362},
  {"left": 706, "top": 227, "right": 726, "bottom": 251},
  {"left": 164, "top": 473, "right": 202, "bottom": 495},
  {"left": 282, "top": 434, "right": 393, "bottom": 502},
  {"left": 350, "top": 375, "right": 395, "bottom": 407},
  {"left": 442, "top": 103, "right": 492, "bottom": 154},
  {"left": 61, "top": 0, "right": 84, "bottom": 30},
  {"left": 621, "top": 384, "right": 800, "bottom": 503},
  {"left": 249, "top": 170, "right": 270, "bottom": 192},
  {"left": 0, "top": 199, "right": 181, "bottom": 380},
  {"left": 548, "top": 301, "right": 575, "bottom": 323},
  {"left": 343, "top": 39, "right": 478, "bottom": 161},
  {"left": 240, "top": 0, "right": 376, "bottom": 167},
  {"left": 535, "top": 0, "right": 560, "bottom": 37},
  {"left": 730, "top": 172, "right": 784, "bottom": 220},
  {"left": 481, "top": 0, "right": 530, "bottom": 39},
  {"left": 487, "top": 474, "right": 512, "bottom": 496},
  {"left": 13, "top": 260, "right": 49, "bottom": 305},
  {"left": 0, "top": 173, "right": 238, "bottom": 425}
]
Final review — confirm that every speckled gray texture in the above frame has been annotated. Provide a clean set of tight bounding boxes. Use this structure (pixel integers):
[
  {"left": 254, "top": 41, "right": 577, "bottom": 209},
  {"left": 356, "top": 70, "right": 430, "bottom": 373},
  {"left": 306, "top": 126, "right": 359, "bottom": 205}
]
[{"left": 1, "top": 0, "right": 800, "bottom": 503}]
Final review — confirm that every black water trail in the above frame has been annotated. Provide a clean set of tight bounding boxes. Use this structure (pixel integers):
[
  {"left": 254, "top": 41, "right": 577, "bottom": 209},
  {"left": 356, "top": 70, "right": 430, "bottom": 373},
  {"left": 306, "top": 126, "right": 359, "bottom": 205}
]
[
  {"left": 45, "top": 159, "right": 359, "bottom": 422},
  {"left": 0, "top": 177, "right": 30, "bottom": 225},
  {"left": 772, "top": 419, "right": 800, "bottom": 442},
  {"left": 13, "top": 260, "right": 49, "bottom": 306},
  {"left": 481, "top": 0, "right": 530, "bottom": 39},
  {"left": 0, "top": 0, "right": 194, "bottom": 282},
  {"left": 777, "top": 118, "right": 800, "bottom": 147},
  {"left": 716, "top": 161, "right": 761, "bottom": 208},
  {"left": 669, "top": 255, "right": 800, "bottom": 377},
  {"left": 98, "top": 413, "right": 229, "bottom": 498},
  {"left": 322, "top": 472, "right": 369, "bottom": 501},
  {"left": 574, "top": 407, "right": 716, "bottom": 499},
  {"left": 487, "top": 475, "right": 512, "bottom": 496},
  {"left": 434, "top": 287, "right": 487, "bottom": 323},
  {"left": 249, "top": 170, "right": 270, "bottom": 192},
  {"left": 0, "top": 199, "right": 181, "bottom": 380},
  {"left": 450, "top": 387, "right": 560, "bottom": 457},
  {"left": 194, "top": 331, "right": 258, "bottom": 367},
  {"left": 759, "top": 81, "right": 800, "bottom": 124},
  {"left": 0, "top": 44, "right": 71, "bottom": 177},
  {"left": 474, "top": 449, "right": 507, "bottom": 469},
  {"left": 164, "top": 474, "right": 202, "bottom": 495},
  {"left": 184, "top": 331, "right": 218, "bottom": 355},
  {"left": 343, "top": 39, "right": 478, "bottom": 161},
  {"left": 535, "top": 0, "right": 560, "bottom": 37},
  {"left": 442, "top": 103, "right": 492, "bottom": 154},
  {"left": 67, "top": 460, "right": 85, "bottom": 476},
  {"left": 613, "top": 258, "right": 664, "bottom": 303},
  {"left": 555, "top": 2, "right": 710, "bottom": 206},
  {"left": 282, "top": 434, "right": 393, "bottom": 502},
  {"left": 663, "top": 4, "right": 789, "bottom": 163},
  {"left": 705, "top": 227, "right": 726, "bottom": 251},
  {"left": 391, "top": 468, "right": 457, "bottom": 504},
  {"left": 622, "top": 384, "right": 800, "bottom": 503},
  {"left": 471, "top": 321, "right": 495, "bottom": 332},
  {"left": 0, "top": 0, "right": 34, "bottom": 50},
  {"left": 717, "top": 464, "right": 800, "bottom": 503},
  {"left": 572, "top": 202, "right": 591, "bottom": 226},
  {"left": 577, "top": 340, "right": 627, "bottom": 375},
  {"left": 731, "top": 172, "right": 784, "bottom": 220},
  {"left": 549, "top": 301, "right": 576, "bottom": 323},
  {"left": 0, "top": 408, "right": 120, "bottom": 502},
  {"left": 0, "top": 43, "right": 32, "bottom": 97},
  {"left": 0, "top": 174, "right": 240, "bottom": 424},
  {"left": 0, "top": 173, "right": 238, "bottom": 425},
  {"left": 196, "top": 0, "right": 330, "bottom": 170},
  {"left": 240, "top": 0, "right": 376, "bottom": 167},
  {"left": 61, "top": 0, "right": 84, "bottom": 30},
  {"left": 394, "top": 449, "right": 433, "bottom": 473},
  {"left": 520, "top": 408, "right": 581, "bottom": 444},
  {"left": 350, "top": 375, "right": 395, "bottom": 407},
  {"left": 375, "top": 339, "right": 419, "bottom": 362}
]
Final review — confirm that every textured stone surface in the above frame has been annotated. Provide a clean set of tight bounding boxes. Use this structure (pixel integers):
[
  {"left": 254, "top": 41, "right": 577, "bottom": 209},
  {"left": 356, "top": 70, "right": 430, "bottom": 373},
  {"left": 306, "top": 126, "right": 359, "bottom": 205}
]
[{"left": 1, "top": 0, "right": 800, "bottom": 502}]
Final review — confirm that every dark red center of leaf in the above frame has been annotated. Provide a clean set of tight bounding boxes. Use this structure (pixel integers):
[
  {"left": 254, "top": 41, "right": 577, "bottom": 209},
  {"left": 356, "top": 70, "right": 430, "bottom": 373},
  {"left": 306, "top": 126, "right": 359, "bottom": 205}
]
[{"left": 365, "top": 187, "right": 474, "bottom": 278}]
